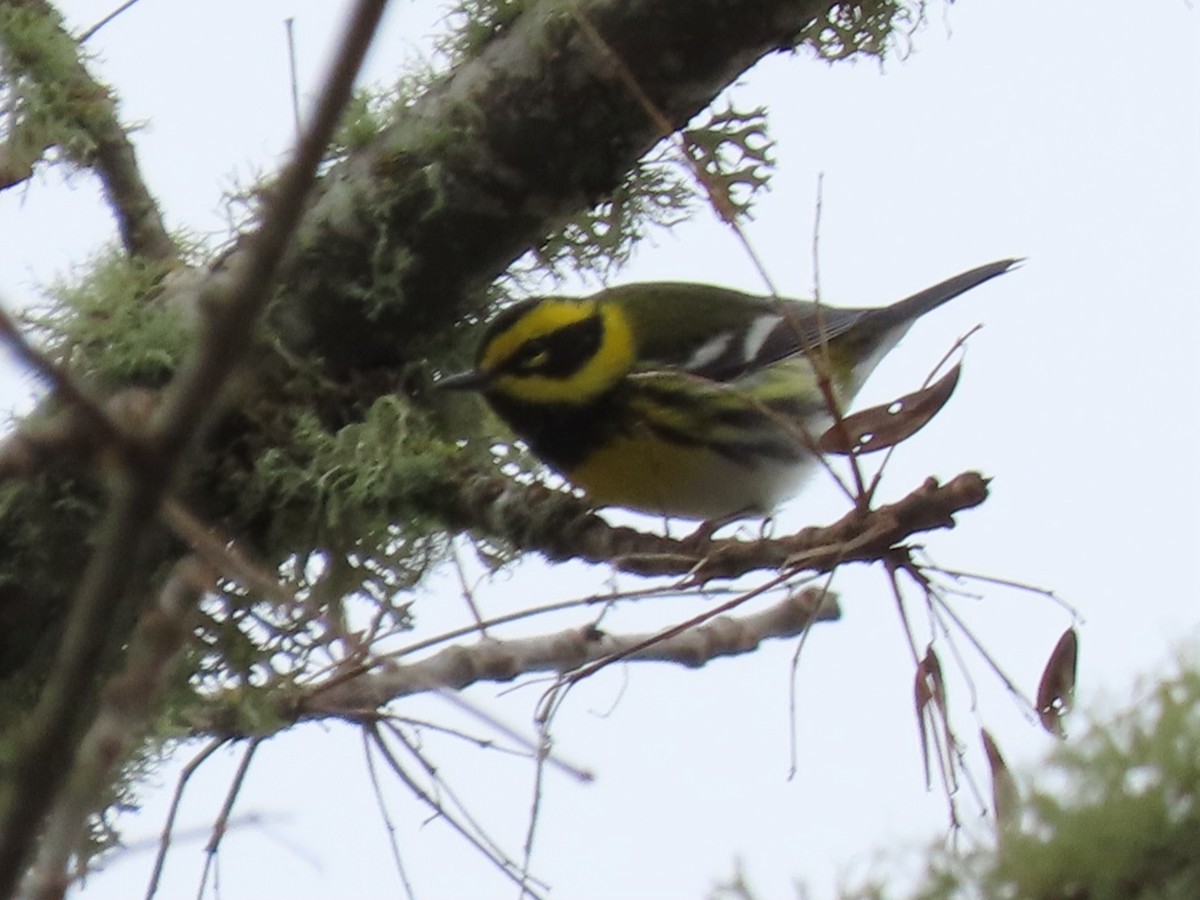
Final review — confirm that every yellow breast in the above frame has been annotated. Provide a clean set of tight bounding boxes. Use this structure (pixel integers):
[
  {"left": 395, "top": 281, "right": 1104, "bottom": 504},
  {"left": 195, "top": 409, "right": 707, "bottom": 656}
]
[{"left": 566, "top": 421, "right": 820, "bottom": 520}]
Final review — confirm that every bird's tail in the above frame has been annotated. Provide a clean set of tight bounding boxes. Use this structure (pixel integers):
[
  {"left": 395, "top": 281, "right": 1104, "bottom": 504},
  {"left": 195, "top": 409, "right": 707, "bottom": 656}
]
[{"left": 869, "top": 258, "right": 1021, "bottom": 331}]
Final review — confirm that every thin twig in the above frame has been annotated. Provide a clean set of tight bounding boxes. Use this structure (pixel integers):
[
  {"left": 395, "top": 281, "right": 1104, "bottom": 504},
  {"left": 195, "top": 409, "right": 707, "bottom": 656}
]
[
  {"left": 360, "top": 730, "right": 416, "bottom": 899},
  {"left": 566, "top": 2, "right": 780, "bottom": 296},
  {"left": 149, "top": 0, "right": 389, "bottom": 460},
  {"left": 931, "top": 592, "right": 1037, "bottom": 714},
  {"left": 368, "top": 724, "right": 549, "bottom": 899},
  {"left": 927, "top": 565, "right": 1078, "bottom": 619},
  {"left": 519, "top": 705, "right": 554, "bottom": 900},
  {"left": 161, "top": 498, "right": 297, "bottom": 607},
  {"left": 434, "top": 689, "right": 592, "bottom": 783},
  {"left": 145, "top": 738, "right": 230, "bottom": 900},
  {"left": 451, "top": 542, "right": 489, "bottom": 635},
  {"left": 811, "top": 172, "right": 824, "bottom": 304},
  {"left": 80, "top": 0, "right": 145, "bottom": 42},
  {"left": 285, "top": 18, "right": 302, "bottom": 137},
  {"left": 197, "top": 739, "right": 263, "bottom": 900},
  {"left": 0, "top": 304, "right": 133, "bottom": 458},
  {"left": 786, "top": 571, "right": 840, "bottom": 780}
]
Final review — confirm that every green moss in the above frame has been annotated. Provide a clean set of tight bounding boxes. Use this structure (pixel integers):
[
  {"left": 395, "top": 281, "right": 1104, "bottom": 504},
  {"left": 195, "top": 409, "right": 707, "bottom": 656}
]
[
  {"left": 240, "top": 393, "right": 460, "bottom": 551},
  {"left": 0, "top": 3, "right": 100, "bottom": 166},
  {"left": 329, "top": 63, "right": 444, "bottom": 161},
  {"left": 438, "top": 0, "right": 532, "bottom": 63},
  {"left": 30, "top": 249, "right": 185, "bottom": 388},
  {"left": 0, "top": 468, "right": 105, "bottom": 684},
  {"left": 800, "top": 1, "right": 927, "bottom": 64},
  {"left": 518, "top": 102, "right": 776, "bottom": 282}
]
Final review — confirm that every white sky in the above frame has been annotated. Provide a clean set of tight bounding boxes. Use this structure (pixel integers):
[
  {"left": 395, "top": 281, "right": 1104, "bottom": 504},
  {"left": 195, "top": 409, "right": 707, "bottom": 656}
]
[{"left": 2, "top": 1, "right": 1198, "bottom": 898}]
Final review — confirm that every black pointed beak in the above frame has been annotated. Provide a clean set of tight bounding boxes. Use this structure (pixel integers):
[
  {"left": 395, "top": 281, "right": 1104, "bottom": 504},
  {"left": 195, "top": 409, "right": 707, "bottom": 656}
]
[{"left": 437, "top": 369, "right": 491, "bottom": 392}]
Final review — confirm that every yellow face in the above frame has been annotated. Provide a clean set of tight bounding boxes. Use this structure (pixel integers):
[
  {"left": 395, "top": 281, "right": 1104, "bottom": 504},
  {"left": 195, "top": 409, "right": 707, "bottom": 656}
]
[{"left": 477, "top": 299, "right": 636, "bottom": 405}]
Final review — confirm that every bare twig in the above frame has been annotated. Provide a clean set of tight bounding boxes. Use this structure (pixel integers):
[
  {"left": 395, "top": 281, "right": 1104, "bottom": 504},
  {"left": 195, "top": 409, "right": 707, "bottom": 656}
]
[
  {"left": 161, "top": 498, "right": 298, "bottom": 607},
  {"left": 197, "top": 739, "right": 262, "bottom": 899},
  {"left": 147, "top": 0, "right": 389, "bottom": 460},
  {"left": 433, "top": 689, "right": 592, "bottom": 783},
  {"left": 360, "top": 729, "right": 416, "bottom": 899},
  {"left": 0, "top": 305, "right": 135, "bottom": 459},
  {"left": 786, "top": 569, "right": 840, "bottom": 779},
  {"left": 367, "top": 724, "right": 549, "bottom": 899},
  {"left": 520, "top": 704, "right": 553, "bottom": 900},
  {"left": 285, "top": 18, "right": 302, "bottom": 137},
  {"left": 79, "top": 0, "right": 145, "bottom": 42},
  {"left": 564, "top": 4, "right": 780, "bottom": 297},
  {"left": 146, "top": 738, "right": 230, "bottom": 900}
]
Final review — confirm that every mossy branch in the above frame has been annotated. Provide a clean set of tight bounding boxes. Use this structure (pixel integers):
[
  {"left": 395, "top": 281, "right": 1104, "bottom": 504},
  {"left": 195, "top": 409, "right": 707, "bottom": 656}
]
[{"left": 0, "top": 0, "right": 174, "bottom": 260}]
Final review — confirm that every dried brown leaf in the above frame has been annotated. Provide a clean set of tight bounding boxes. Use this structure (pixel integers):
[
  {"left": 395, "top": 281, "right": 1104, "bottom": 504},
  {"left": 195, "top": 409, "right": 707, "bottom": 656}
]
[
  {"left": 981, "top": 728, "right": 1019, "bottom": 829},
  {"left": 1037, "top": 628, "right": 1078, "bottom": 738},
  {"left": 820, "top": 364, "right": 962, "bottom": 455},
  {"left": 914, "top": 647, "right": 947, "bottom": 789}
]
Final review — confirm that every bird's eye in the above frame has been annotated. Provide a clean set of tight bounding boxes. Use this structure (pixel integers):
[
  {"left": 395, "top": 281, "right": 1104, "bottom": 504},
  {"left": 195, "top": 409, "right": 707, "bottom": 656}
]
[{"left": 514, "top": 339, "right": 551, "bottom": 371}]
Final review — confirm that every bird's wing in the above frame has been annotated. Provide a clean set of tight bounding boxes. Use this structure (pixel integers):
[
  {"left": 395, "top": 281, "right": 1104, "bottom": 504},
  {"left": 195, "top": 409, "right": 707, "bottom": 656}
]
[
  {"left": 682, "top": 303, "right": 869, "bottom": 382},
  {"left": 609, "top": 282, "right": 869, "bottom": 384}
]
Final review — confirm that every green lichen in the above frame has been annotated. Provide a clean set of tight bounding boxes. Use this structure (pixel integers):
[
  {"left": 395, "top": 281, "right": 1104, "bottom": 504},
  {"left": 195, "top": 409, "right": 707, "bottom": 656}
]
[
  {"left": 684, "top": 103, "right": 775, "bottom": 219},
  {"left": 0, "top": 3, "right": 100, "bottom": 167},
  {"left": 242, "top": 393, "right": 461, "bottom": 552},
  {"left": 329, "top": 62, "right": 445, "bottom": 161},
  {"left": 800, "top": 1, "right": 927, "bottom": 64},
  {"left": 437, "top": 0, "right": 532, "bottom": 64},
  {"left": 30, "top": 249, "right": 186, "bottom": 388},
  {"left": 513, "top": 102, "right": 775, "bottom": 283}
]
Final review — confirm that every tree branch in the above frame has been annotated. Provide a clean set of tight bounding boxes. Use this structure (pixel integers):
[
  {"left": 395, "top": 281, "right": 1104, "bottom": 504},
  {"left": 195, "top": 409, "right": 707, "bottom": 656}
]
[
  {"left": 268, "top": 0, "right": 831, "bottom": 370},
  {"left": 0, "top": 0, "right": 175, "bottom": 260},
  {"left": 435, "top": 469, "right": 990, "bottom": 580},
  {"left": 267, "top": 587, "right": 840, "bottom": 729}
]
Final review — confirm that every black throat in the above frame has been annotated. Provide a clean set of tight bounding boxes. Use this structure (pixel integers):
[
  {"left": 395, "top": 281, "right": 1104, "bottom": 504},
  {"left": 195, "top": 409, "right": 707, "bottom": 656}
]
[{"left": 486, "top": 387, "right": 628, "bottom": 471}]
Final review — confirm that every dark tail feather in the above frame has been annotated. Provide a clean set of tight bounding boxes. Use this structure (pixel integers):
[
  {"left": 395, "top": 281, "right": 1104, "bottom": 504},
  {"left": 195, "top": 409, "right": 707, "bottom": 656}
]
[{"left": 871, "top": 258, "right": 1021, "bottom": 329}]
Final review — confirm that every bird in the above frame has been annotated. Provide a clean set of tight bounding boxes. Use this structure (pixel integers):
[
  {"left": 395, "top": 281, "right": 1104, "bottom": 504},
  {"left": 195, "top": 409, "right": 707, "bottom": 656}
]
[{"left": 439, "top": 259, "right": 1017, "bottom": 519}]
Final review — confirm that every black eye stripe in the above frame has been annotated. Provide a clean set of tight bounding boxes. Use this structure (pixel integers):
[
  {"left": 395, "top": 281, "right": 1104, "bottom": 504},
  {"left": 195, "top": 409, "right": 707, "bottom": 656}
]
[{"left": 503, "top": 315, "right": 604, "bottom": 378}]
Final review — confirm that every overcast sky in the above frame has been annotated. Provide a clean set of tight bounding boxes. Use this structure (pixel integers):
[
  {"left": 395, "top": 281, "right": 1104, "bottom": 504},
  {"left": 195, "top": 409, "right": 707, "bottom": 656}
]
[{"left": 2, "top": 1, "right": 1198, "bottom": 898}]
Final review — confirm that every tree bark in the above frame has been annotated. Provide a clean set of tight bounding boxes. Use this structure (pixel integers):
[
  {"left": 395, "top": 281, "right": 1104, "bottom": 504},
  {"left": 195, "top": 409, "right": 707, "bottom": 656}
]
[{"left": 269, "top": 0, "right": 828, "bottom": 371}]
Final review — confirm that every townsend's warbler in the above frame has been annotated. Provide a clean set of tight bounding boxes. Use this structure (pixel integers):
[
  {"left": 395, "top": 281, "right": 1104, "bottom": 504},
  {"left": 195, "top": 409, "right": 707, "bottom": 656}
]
[{"left": 441, "top": 260, "right": 1016, "bottom": 519}]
